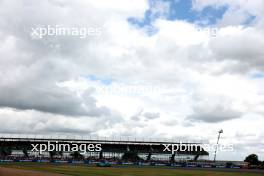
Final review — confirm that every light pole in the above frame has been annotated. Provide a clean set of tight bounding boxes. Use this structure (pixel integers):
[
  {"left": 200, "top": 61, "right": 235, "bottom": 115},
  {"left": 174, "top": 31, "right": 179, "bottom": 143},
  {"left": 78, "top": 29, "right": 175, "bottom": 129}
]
[{"left": 213, "top": 129, "right": 223, "bottom": 162}]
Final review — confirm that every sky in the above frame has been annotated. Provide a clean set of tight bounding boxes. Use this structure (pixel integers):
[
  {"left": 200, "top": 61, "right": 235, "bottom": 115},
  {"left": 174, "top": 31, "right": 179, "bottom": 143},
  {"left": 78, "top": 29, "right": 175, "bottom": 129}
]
[{"left": 0, "top": 0, "right": 264, "bottom": 161}]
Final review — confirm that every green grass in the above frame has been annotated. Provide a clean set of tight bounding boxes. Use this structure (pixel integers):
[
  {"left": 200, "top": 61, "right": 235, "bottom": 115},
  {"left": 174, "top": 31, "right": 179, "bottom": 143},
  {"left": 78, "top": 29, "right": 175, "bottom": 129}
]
[{"left": 0, "top": 162, "right": 263, "bottom": 176}]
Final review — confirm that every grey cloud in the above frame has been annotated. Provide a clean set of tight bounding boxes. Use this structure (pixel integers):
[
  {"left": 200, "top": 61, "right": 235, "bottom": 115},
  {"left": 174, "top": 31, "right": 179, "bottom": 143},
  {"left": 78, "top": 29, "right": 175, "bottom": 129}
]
[
  {"left": 209, "top": 29, "right": 264, "bottom": 73},
  {"left": 131, "top": 109, "right": 143, "bottom": 121},
  {"left": 161, "top": 119, "right": 178, "bottom": 126},
  {"left": 0, "top": 85, "right": 110, "bottom": 117},
  {"left": 187, "top": 104, "right": 241, "bottom": 123},
  {"left": 0, "top": 0, "right": 115, "bottom": 117},
  {"left": 0, "top": 108, "right": 123, "bottom": 135},
  {"left": 131, "top": 110, "right": 160, "bottom": 121},
  {"left": 143, "top": 112, "right": 160, "bottom": 119}
]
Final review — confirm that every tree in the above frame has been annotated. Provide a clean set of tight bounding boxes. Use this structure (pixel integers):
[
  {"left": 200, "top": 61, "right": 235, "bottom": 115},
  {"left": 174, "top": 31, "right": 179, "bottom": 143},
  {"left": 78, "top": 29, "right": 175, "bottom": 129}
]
[{"left": 244, "top": 154, "right": 260, "bottom": 165}]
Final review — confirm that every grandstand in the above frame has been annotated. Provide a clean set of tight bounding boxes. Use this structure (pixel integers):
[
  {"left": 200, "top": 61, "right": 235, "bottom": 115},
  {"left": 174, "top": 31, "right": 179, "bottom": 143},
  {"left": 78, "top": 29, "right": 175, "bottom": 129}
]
[{"left": 0, "top": 135, "right": 208, "bottom": 164}]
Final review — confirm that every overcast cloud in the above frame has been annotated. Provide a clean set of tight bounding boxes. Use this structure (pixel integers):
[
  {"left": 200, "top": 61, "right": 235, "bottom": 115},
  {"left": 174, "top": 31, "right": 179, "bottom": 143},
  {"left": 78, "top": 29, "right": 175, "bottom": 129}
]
[{"left": 0, "top": 0, "right": 264, "bottom": 160}]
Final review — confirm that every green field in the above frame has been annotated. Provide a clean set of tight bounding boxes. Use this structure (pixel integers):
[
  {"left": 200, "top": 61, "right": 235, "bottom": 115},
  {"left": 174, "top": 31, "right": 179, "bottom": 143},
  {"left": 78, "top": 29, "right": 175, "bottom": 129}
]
[{"left": 0, "top": 163, "right": 263, "bottom": 176}]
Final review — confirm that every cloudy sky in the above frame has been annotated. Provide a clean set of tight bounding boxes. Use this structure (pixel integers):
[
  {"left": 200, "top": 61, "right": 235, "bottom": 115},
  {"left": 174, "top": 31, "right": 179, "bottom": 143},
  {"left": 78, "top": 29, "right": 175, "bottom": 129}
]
[{"left": 0, "top": 0, "right": 264, "bottom": 160}]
